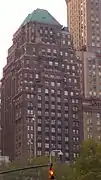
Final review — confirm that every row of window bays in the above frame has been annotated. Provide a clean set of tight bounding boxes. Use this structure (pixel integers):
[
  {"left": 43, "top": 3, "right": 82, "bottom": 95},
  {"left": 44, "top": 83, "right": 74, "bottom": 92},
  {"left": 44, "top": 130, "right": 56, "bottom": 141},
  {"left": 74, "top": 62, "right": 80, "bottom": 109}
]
[
  {"left": 14, "top": 90, "right": 81, "bottom": 124},
  {"left": 12, "top": 22, "right": 72, "bottom": 51},
  {"left": 15, "top": 116, "right": 81, "bottom": 148},
  {"left": 6, "top": 41, "right": 80, "bottom": 73},
  {"left": 2, "top": 64, "right": 81, "bottom": 100}
]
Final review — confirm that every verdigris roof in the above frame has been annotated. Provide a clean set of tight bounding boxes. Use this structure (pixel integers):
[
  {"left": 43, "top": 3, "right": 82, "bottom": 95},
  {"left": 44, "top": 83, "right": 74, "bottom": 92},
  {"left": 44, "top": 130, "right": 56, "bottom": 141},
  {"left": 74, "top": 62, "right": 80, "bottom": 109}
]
[{"left": 22, "top": 8, "right": 61, "bottom": 26}]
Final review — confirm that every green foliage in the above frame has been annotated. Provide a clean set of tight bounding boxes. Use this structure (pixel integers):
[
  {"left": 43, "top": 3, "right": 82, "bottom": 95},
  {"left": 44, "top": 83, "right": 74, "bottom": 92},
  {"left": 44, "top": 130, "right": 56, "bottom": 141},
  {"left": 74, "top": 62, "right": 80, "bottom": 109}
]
[
  {"left": 1, "top": 140, "right": 101, "bottom": 180},
  {"left": 71, "top": 140, "right": 101, "bottom": 180}
]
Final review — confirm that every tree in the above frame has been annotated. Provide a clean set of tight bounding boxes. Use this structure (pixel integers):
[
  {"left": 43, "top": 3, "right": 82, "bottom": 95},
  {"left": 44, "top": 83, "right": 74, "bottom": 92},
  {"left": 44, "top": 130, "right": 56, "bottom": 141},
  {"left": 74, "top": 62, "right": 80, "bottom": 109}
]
[
  {"left": 2, "top": 140, "right": 101, "bottom": 180},
  {"left": 71, "top": 140, "right": 101, "bottom": 180},
  {"left": 1, "top": 156, "right": 69, "bottom": 180}
]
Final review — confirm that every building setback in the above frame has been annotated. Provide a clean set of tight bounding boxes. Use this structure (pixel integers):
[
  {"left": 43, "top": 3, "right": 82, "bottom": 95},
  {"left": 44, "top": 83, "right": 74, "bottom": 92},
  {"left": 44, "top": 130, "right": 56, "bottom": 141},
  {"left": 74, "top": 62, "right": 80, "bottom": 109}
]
[{"left": 1, "top": 9, "right": 83, "bottom": 162}]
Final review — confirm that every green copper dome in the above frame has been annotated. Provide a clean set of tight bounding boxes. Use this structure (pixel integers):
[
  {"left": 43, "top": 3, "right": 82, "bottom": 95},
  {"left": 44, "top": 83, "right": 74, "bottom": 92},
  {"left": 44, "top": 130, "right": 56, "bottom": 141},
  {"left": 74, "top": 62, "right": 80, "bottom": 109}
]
[{"left": 22, "top": 9, "right": 61, "bottom": 26}]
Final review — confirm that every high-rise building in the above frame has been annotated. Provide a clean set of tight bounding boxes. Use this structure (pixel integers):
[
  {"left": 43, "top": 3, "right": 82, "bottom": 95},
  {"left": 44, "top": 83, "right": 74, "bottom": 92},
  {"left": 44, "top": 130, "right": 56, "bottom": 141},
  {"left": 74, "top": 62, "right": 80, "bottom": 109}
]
[
  {"left": 1, "top": 9, "right": 83, "bottom": 162},
  {"left": 83, "top": 98, "right": 101, "bottom": 142},
  {"left": 65, "top": 0, "right": 101, "bottom": 53},
  {"left": 76, "top": 51, "right": 101, "bottom": 98},
  {"left": 65, "top": 0, "right": 101, "bottom": 142}
]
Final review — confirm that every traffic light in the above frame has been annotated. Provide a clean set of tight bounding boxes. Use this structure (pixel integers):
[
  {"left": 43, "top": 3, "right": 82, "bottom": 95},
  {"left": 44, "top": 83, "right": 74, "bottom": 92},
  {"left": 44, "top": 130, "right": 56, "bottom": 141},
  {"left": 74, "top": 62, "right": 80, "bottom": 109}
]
[{"left": 49, "top": 163, "right": 54, "bottom": 179}]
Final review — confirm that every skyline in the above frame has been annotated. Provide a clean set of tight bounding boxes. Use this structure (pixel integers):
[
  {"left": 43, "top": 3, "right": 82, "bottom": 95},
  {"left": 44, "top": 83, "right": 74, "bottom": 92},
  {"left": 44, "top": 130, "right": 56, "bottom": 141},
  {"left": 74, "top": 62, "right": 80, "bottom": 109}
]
[{"left": 0, "top": 0, "right": 67, "bottom": 79}]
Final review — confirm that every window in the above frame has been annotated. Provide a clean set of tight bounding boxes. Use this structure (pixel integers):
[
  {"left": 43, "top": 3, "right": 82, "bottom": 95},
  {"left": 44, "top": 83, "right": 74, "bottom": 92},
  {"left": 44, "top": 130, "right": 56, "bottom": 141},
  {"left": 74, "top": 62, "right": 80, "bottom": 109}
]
[
  {"left": 50, "top": 31, "right": 53, "bottom": 35},
  {"left": 98, "top": 135, "right": 101, "bottom": 140},
  {"left": 57, "top": 97, "right": 61, "bottom": 102},
  {"left": 35, "top": 74, "right": 39, "bottom": 79},
  {"left": 74, "top": 79, "right": 77, "bottom": 83},
  {"left": 38, "top": 111, "right": 41, "bottom": 115},
  {"left": 63, "top": 40, "right": 65, "bottom": 45},
  {"left": 97, "top": 120, "right": 100, "bottom": 125},
  {"left": 71, "top": 92, "right": 73, "bottom": 96},
  {"left": 51, "top": 82, "right": 55, "bottom": 86},
  {"left": 45, "top": 104, "right": 49, "bottom": 109},
  {"left": 57, "top": 90, "right": 61, "bottom": 95},
  {"left": 58, "top": 144, "right": 61, "bottom": 149},
  {"left": 51, "top": 136, "right": 55, "bottom": 140},
  {"left": 67, "top": 65, "right": 70, "bottom": 70},
  {"left": 45, "top": 81, "right": 49, "bottom": 86},
  {"left": 65, "top": 153, "right": 69, "bottom": 157},
  {"left": 31, "top": 126, "right": 33, "bottom": 131},
  {"left": 47, "top": 49, "right": 51, "bottom": 53},
  {"left": 57, "top": 82, "right": 60, "bottom": 87},
  {"left": 27, "top": 134, "right": 30, "bottom": 138},
  {"left": 57, "top": 113, "right": 61, "bottom": 117},
  {"left": 37, "top": 143, "right": 41, "bottom": 147},
  {"left": 87, "top": 119, "right": 92, "bottom": 124},
  {"left": 51, "top": 128, "right": 55, "bottom": 133},
  {"left": 38, "top": 119, "right": 42, "bottom": 124},
  {"left": 58, "top": 136, "right": 61, "bottom": 141},
  {"left": 26, "top": 60, "right": 29, "bottom": 64},
  {"left": 72, "top": 66, "right": 75, "bottom": 70},
  {"left": 51, "top": 105, "right": 55, "bottom": 109},
  {"left": 45, "top": 144, "right": 49, "bottom": 148},
  {"left": 60, "top": 52, "right": 63, "bottom": 56},
  {"left": 65, "top": 113, "right": 68, "bottom": 118},
  {"left": 45, "top": 111, "right": 49, "bottom": 116},
  {"left": 62, "top": 64, "right": 65, "bottom": 68},
  {"left": 45, "top": 89, "right": 49, "bottom": 94},
  {"left": 31, "top": 87, "right": 34, "bottom": 91},
  {"left": 38, "top": 127, "right": 41, "bottom": 131},
  {"left": 51, "top": 120, "right": 55, "bottom": 125},
  {"left": 24, "top": 73, "right": 27, "bottom": 78},
  {"left": 53, "top": 49, "right": 57, "bottom": 53},
  {"left": 65, "top": 52, "right": 68, "bottom": 56},
  {"left": 27, "top": 126, "right": 30, "bottom": 131},
  {"left": 68, "top": 41, "right": 71, "bottom": 45},
  {"left": 69, "top": 78, "right": 71, "bottom": 82},
  {"left": 65, "top": 137, "right": 68, "bottom": 142},
  {"left": 37, "top": 151, "right": 42, "bottom": 155},
  {"left": 27, "top": 110, "right": 33, "bottom": 115},
  {"left": 27, "top": 94, "right": 30, "bottom": 99},
  {"left": 37, "top": 95, "right": 41, "bottom": 100},
  {"left": 38, "top": 88, "right": 41, "bottom": 93},
  {"left": 92, "top": 42, "right": 95, "bottom": 46},
  {"left": 55, "top": 62, "right": 58, "bottom": 66},
  {"left": 49, "top": 61, "right": 53, "bottom": 66},
  {"left": 51, "top": 89, "right": 55, "bottom": 94},
  {"left": 31, "top": 134, "right": 33, "bottom": 138},
  {"left": 64, "top": 91, "right": 68, "bottom": 96}
]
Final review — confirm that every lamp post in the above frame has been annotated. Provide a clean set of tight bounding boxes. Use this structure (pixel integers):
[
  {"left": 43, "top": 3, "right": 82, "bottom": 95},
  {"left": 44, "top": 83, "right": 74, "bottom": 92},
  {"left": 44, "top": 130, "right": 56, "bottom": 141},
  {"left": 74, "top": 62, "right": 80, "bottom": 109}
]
[
  {"left": 28, "top": 139, "right": 33, "bottom": 164},
  {"left": 49, "top": 150, "right": 63, "bottom": 164},
  {"left": 32, "top": 114, "right": 36, "bottom": 158},
  {"left": 0, "top": 126, "right": 2, "bottom": 156}
]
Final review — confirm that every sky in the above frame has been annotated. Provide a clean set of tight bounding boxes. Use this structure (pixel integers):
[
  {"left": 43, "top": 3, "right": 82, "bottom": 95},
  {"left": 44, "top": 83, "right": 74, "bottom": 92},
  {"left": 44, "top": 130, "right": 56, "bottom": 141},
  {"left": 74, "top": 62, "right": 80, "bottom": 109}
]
[{"left": 0, "top": 0, "right": 67, "bottom": 79}]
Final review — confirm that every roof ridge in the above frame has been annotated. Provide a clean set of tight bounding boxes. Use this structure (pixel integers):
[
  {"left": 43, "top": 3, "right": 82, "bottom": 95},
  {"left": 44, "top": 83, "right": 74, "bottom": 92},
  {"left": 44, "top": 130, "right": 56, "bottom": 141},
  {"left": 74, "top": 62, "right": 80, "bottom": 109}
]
[{"left": 22, "top": 8, "right": 61, "bottom": 26}]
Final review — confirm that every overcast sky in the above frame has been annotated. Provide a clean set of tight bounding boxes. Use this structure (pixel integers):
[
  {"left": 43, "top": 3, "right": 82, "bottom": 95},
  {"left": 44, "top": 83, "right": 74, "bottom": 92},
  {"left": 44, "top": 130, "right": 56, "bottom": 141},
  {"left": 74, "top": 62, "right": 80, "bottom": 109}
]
[{"left": 0, "top": 0, "right": 67, "bottom": 79}]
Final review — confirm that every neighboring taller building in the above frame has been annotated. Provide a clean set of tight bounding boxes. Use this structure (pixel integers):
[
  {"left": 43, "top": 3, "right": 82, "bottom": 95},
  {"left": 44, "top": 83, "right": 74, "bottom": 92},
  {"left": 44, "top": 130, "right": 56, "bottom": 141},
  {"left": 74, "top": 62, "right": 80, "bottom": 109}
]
[
  {"left": 65, "top": 0, "right": 101, "bottom": 142},
  {"left": 66, "top": 0, "right": 101, "bottom": 53},
  {"left": 76, "top": 51, "right": 101, "bottom": 98},
  {"left": 1, "top": 9, "right": 83, "bottom": 162}
]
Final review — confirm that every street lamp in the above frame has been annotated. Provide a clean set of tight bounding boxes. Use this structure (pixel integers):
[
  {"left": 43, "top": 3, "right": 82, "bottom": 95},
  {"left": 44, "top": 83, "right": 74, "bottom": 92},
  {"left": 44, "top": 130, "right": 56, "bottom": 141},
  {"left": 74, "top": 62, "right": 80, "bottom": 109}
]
[
  {"left": 49, "top": 150, "right": 63, "bottom": 164},
  {"left": 32, "top": 114, "right": 36, "bottom": 158},
  {"left": 28, "top": 139, "right": 33, "bottom": 164}
]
